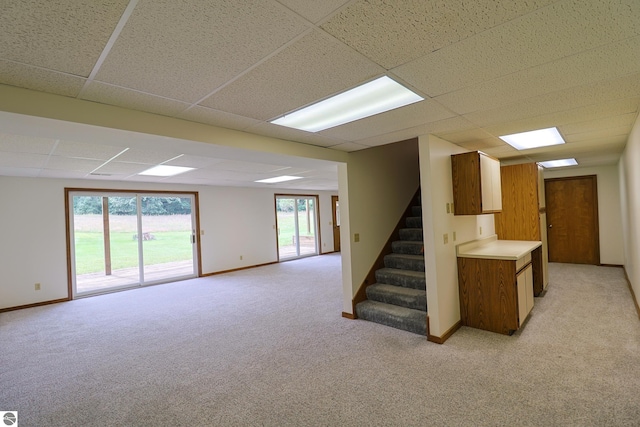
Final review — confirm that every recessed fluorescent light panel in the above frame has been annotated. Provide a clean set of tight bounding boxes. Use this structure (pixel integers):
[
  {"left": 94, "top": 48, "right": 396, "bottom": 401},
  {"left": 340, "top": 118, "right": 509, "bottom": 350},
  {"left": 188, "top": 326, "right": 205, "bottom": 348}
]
[
  {"left": 539, "top": 158, "right": 578, "bottom": 168},
  {"left": 499, "top": 127, "right": 565, "bottom": 150},
  {"left": 139, "top": 165, "right": 195, "bottom": 177},
  {"left": 270, "top": 76, "right": 424, "bottom": 132},
  {"left": 255, "top": 175, "right": 303, "bottom": 184}
]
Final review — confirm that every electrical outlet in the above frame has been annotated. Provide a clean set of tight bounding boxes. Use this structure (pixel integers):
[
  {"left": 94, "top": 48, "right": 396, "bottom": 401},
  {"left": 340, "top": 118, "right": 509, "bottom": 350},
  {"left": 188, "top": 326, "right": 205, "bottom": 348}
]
[
  {"left": 479, "top": 226, "right": 483, "bottom": 235},
  {"left": 354, "top": 233, "right": 360, "bottom": 243},
  {"left": 453, "top": 231, "right": 457, "bottom": 241},
  {"left": 240, "top": 255, "right": 243, "bottom": 260},
  {"left": 34, "top": 283, "right": 41, "bottom": 291},
  {"left": 443, "top": 233, "right": 448, "bottom": 244},
  {"left": 446, "top": 203, "right": 450, "bottom": 213}
]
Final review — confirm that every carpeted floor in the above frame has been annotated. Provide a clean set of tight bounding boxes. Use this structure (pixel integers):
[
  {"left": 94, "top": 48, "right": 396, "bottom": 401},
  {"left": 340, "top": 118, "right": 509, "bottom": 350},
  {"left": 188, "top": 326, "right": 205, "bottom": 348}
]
[{"left": 1, "top": 255, "right": 639, "bottom": 426}]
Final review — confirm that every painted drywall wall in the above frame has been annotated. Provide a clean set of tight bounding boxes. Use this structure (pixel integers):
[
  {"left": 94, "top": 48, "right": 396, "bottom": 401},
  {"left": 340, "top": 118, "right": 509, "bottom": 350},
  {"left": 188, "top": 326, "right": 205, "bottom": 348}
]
[
  {"left": 340, "top": 139, "right": 420, "bottom": 314},
  {"left": 0, "top": 175, "right": 337, "bottom": 310},
  {"left": 619, "top": 113, "right": 640, "bottom": 309},
  {"left": 419, "top": 135, "right": 496, "bottom": 338},
  {"left": 543, "top": 164, "right": 624, "bottom": 265}
]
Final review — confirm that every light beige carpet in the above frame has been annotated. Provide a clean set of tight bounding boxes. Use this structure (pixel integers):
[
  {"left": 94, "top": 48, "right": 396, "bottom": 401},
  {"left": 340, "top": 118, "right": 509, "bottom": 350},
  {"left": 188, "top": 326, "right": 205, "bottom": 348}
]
[{"left": 1, "top": 255, "right": 639, "bottom": 426}]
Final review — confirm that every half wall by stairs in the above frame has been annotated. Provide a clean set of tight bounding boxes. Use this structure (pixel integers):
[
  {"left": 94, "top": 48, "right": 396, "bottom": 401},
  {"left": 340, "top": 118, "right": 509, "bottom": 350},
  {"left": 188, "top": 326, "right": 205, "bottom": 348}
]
[{"left": 355, "top": 198, "right": 427, "bottom": 335}]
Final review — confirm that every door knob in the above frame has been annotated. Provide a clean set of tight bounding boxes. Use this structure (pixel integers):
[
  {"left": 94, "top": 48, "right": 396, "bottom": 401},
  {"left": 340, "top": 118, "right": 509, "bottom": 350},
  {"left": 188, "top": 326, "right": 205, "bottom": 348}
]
[{"left": 548, "top": 224, "right": 553, "bottom": 228}]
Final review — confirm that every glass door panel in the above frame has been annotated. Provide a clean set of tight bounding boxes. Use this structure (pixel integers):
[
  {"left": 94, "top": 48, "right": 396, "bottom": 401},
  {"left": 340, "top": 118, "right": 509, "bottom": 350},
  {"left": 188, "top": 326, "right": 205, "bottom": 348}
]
[
  {"left": 140, "top": 196, "right": 195, "bottom": 283},
  {"left": 276, "top": 196, "right": 318, "bottom": 260},
  {"left": 297, "top": 198, "right": 317, "bottom": 257},
  {"left": 73, "top": 195, "right": 140, "bottom": 295}
]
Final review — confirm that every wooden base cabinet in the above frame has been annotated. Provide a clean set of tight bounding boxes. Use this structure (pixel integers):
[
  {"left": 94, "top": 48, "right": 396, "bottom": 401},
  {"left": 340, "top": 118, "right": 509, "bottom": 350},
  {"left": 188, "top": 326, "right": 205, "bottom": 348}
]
[
  {"left": 458, "top": 257, "right": 533, "bottom": 335},
  {"left": 456, "top": 237, "right": 541, "bottom": 335}
]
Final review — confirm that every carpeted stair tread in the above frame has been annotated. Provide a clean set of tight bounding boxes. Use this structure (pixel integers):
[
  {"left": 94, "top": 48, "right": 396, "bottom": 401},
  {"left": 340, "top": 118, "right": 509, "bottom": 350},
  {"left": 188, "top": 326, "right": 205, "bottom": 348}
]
[
  {"left": 384, "top": 253, "right": 425, "bottom": 272},
  {"left": 398, "top": 228, "right": 423, "bottom": 241},
  {"left": 376, "top": 268, "right": 426, "bottom": 290},
  {"left": 406, "top": 216, "right": 422, "bottom": 228},
  {"left": 391, "top": 240, "right": 424, "bottom": 255},
  {"left": 356, "top": 300, "right": 427, "bottom": 335},
  {"left": 366, "top": 283, "right": 427, "bottom": 311},
  {"left": 411, "top": 206, "right": 422, "bottom": 216}
]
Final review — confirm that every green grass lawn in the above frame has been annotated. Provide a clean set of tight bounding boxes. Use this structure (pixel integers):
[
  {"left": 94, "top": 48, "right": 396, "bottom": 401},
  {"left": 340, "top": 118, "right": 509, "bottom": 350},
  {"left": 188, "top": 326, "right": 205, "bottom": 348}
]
[
  {"left": 276, "top": 211, "right": 316, "bottom": 247},
  {"left": 74, "top": 231, "right": 193, "bottom": 274}
]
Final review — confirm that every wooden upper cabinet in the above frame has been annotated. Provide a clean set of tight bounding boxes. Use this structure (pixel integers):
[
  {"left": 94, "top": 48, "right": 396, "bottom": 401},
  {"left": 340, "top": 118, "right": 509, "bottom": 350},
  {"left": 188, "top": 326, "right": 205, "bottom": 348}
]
[{"left": 451, "top": 151, "right": 502, "bottom": 215}]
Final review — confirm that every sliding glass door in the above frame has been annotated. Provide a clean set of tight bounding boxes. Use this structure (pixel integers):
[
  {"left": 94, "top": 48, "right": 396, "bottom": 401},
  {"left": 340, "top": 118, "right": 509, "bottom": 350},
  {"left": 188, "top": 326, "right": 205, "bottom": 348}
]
[
  {"left": 276, "top": 195, "right": 319, "bottom": 260},
  {"left": 69, "top": 192, "right": 197, "bottom": 296}
]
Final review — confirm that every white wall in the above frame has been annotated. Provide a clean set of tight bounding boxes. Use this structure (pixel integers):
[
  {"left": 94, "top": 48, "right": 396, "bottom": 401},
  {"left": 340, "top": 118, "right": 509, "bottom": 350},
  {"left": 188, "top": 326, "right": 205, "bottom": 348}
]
[
  {"left": 340, "top": 139, "right": 421, "bottom": 313},
  {"left": 543, "top": 164, "right": 624, "bottom": 265},
  {"left": 619, "top": 113, "right": 640, "bottom": 309},
  {"left": 0, "top": 176, "right": 337, "bottom": 310},
  {"left": 419, "top": 135, "right": 496, "bottom": 338}
]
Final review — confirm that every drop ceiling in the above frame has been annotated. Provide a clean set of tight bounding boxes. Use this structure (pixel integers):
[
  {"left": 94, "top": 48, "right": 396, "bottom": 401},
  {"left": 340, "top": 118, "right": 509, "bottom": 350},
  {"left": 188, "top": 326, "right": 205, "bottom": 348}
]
[{"left": 0, "top": 0, "right": 639, "bottom": 190}]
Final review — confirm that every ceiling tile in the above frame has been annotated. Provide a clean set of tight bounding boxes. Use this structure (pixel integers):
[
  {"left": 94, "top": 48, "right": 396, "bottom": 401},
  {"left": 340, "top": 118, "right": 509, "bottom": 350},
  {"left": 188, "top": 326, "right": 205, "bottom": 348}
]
[
  {"left": 0, "top": 166, "right": 41, "bottom": 178},
  {"left": 0, "top": 133, "right": 57, "bottom": 154},
  {"left": 394, "top": 0, "right": 640, "bottom": 96},
  {"left": 559, "top": 112, "right": 638, "bottom": 135},
  {"left": 246, "top": 122, "right": 350, "bottom": 148},
  {"left": 425, "top": 116, "right": 478, "bottom": 135},
  {"left": 433, "top": 128, "right": 495, "bottom": 145},
  {"left": 163, "top": 155, "right": 225, "bottom": 169},
  {"left": 464, "top": 73, "right": 640, "bottom": 127},
  {"left": 320, "top": 99, "right": 454, "bottom": 141},
  {"left": 276, "top": 0, "right": 351, "bottom": 23},
  {"left": 483, "top": 98, "right": 640, "bottom": 137},
  {"left": 0, "top": 152, "right": 49, "bottom": 168},
  {"left": 199, "top": 30, "right": 382, "bottom": 120},
  {"left": 561, "top": 125, "right": 633, "bottom": 143},
  {"left": 93, "top": 161, "right": 151, "bottom": 175},
  {"left": 53, "top": 140, "right": 126, "bottom": 160},
  {"left": 177, "top": 106, "right": 261, "bottom": 131},
  {"left": 95, "top": 0, "right": 309, "bottom": 103},
  {"left": 321, "top": 0, "right": 556, "bottom": 68},
  {"left": 329, "top": 142, "right": 369, "bottom": 152},
  {"left": 213, "top": 160, "right": 289, "bottom": 173},
  {"left": 0, "top": 0, "right": 130, "bottom": 76},
  {"left": 113, "top": 148, "right": 180, "bottom": 164},
  {"left": 44, "top": 156, "right": 103, "bottom": 172},
  {"left": 355, "top": 125, "right": 426, "bottom": 147},
  {"left": 79, "top": 82, "right": 191, "bottom": 117},
  {"left": 0, "top": 60, "right": 86, "bottom": 97},
  {"left": 436, "top": 36, "right": 640, "bottom": 114},
  {"left": 38, "top": 169, "right": 88, "bottom": 179}
]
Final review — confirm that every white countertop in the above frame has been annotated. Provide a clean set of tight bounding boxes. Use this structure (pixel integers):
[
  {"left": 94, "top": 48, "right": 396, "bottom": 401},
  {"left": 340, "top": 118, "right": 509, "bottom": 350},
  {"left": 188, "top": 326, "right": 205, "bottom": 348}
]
[{"left": 456, "top": 235, "right": 542, "bottom": 261}]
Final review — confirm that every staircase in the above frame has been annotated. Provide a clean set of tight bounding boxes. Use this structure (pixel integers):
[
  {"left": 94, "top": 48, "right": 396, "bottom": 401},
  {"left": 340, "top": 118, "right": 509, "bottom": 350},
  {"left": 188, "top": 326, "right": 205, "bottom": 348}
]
[{"left": 355, "top": 201, "right": 427, "bottom": 335}]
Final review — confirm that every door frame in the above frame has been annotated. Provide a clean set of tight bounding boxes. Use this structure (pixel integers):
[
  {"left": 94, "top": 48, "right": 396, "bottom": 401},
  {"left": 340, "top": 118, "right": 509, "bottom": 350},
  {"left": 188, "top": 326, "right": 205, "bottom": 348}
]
[
  {"left": 65, "top": 188, "right": 202, "bottom": 299},
  {"left": 544, "top": 175, "right": 600, "bottom": 265}
]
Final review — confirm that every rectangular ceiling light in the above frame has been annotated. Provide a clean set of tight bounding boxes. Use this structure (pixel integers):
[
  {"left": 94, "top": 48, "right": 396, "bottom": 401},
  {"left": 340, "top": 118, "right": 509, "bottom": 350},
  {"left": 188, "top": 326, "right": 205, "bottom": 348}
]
[
  {"left": 499, "top": 127, "right": 565, "bottom": 150},
  {"left": 255, "top": 175, "right": 303, "bottom": 184},
  {"left": 270, "top": 76, "right": 424, "bottom": 132},
  {"left": 539, "top": 158, "right": 578, "bottom": 168},
  {"left": 139, "top": 165, "right": 195, "bottom": 177}
]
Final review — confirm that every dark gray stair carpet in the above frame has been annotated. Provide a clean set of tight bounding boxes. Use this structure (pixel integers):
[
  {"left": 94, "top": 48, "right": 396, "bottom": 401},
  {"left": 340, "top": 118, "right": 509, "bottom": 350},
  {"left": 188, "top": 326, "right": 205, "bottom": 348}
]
[
  {"left": 384, "top": 253, "right": 425, "bottom": 272},
  {"left": 375, "top": 268, "right": 425, "bottom": 290},
  {"left": 356, "top": 196, "right": 426, "bottom": 336},
  {"left": 356, "top": 300, "right": 427, "bottom": 335},
  {"left": 398, "top": 228, "right": 423, "bottom": 241},
  {"left": 366, "top": 283, "right": 426, "bottom": 311},
  {"left": 406, "top": 216, "right": 422, "bottom": 228},
  {"left": 391, "top": 240, "right": 423, "bottom": 255}
]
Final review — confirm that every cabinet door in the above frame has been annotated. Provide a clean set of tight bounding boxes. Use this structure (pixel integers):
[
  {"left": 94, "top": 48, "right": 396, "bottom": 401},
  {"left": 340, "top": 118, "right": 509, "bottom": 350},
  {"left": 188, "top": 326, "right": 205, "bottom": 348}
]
[
  {"left": 517, "top": 264, "right": 534, "bottom": 327},
  {"left": 480, "top": 153, "right": 494, "bottom": 212},
  {"left": 491, "top": 157, "right": 502, "bottom": 211}
]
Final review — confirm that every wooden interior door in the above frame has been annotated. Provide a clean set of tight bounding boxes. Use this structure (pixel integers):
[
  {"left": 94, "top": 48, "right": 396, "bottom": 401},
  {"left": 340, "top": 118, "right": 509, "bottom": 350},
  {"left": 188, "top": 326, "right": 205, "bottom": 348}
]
[
  {"left": 331, "top": 196, "right": 340, "bottom": 252},
  {"left": 545, "top": 175, "right": 599, "bottom": 264}
]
